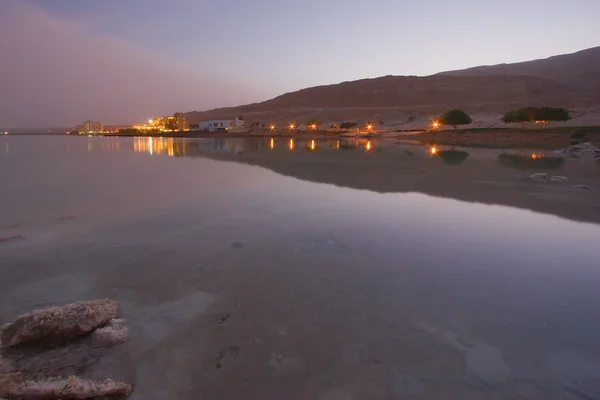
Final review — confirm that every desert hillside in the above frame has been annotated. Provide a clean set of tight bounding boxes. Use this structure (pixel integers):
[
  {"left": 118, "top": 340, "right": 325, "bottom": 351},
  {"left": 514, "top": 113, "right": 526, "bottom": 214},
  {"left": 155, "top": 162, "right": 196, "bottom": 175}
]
[
  {"left": 436, "top": 46, "right": 600, "bottom": 89},
  {"left": 186, "top": 46, "right": 600, "bottom": 129}
]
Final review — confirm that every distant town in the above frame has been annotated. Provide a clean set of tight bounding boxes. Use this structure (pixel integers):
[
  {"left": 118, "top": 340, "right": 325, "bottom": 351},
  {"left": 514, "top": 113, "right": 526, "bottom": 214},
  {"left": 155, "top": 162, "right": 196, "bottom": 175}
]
[{"left": 70, "top": 113, "right": 247, "bottom": 136}]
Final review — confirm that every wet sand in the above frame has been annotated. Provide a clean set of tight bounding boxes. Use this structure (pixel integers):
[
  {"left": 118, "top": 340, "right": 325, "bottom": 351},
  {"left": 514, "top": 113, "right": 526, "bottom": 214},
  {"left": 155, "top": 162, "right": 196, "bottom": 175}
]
[{"left": 1, "top": 136, "right": 600, "bottom": 399}]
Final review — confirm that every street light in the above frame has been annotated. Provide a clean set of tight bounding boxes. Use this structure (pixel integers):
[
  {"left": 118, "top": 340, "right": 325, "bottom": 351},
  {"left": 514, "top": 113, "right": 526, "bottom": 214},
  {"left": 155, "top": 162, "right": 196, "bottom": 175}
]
[
  {"left": 289, "top": 123, "right": 295, "bottom": 131},
  {"left": 432, "top": 121, "right": 440, "bottom": 129},
  {"left": 270, "top": 124, "right": 275, "bottom": 131}
]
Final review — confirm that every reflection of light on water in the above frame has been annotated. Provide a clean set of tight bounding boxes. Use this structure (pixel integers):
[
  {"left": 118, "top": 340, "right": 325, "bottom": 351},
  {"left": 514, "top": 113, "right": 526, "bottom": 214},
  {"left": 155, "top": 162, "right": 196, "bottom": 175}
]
[
  {"left": 289, "top": 138, "right": 294, "bottom": 150},
  {"left": 430, "top": 146, "right": 437, "bottom": 155},
  {"left": 336, "top": 141, "right": 340, "bottom": 149},
  {"left": 134, "top": 137, "right": 177, "bottom": 156},
  {"left": 310, "top": 140, "right": 316, "bottom": 151},
  {"left": 270, "top": 138, "right": 274, "bottom": 149},
  {"left": 365, "top": 141, "right": 372, "bottom": 151},
  {"left": 531, "top": 152, "right": 544, "bottom": 160}
]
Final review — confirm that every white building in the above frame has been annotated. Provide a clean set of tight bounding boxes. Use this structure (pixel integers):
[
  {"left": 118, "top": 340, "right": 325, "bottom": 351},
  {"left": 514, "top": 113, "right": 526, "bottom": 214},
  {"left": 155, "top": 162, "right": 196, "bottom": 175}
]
[{"left": 199, "top": 118, "right": 244, "bottom": 132}]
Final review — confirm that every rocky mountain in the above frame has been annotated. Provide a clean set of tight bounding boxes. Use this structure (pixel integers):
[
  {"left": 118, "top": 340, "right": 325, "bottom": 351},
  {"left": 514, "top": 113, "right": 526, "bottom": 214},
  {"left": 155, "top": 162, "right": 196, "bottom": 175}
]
[
  {"left": 436, "top": 46, "right": 600, "bottom": 89},
  {"left": 186, "top": 46, "right": 600, "bottom": 128}
]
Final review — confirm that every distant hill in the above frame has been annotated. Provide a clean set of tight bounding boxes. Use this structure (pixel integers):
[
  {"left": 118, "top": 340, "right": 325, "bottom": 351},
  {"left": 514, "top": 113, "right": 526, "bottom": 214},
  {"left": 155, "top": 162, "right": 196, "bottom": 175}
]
[
  {"left": 435, "top": 46, "right": 600, "bottom": 89},
  {"left": 186, "top": 46, "right": 600, "bottom": 129}
]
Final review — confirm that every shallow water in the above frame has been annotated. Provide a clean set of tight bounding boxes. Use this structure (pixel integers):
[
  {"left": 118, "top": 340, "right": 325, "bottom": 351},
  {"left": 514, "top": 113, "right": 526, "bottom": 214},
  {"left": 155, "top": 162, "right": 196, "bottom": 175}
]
[{"left": 1, "top": 136, "right": 600, "bottom": 399}]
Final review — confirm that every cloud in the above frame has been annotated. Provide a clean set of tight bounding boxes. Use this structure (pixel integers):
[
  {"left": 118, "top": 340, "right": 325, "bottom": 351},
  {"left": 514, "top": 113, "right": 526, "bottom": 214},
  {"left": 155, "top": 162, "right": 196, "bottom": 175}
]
[{"left": 0, "top": 1, "right": 260, "bottom": 128}]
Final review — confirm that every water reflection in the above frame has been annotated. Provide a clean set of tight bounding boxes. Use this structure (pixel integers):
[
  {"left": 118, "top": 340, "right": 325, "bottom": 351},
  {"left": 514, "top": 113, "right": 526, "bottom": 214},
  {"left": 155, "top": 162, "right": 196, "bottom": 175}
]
[
  {"left": 4, "top": 136, "right": 599, "bottom": 225},
  {"left": 498, "top": 153, "right": 565, "bottom": 170},
  {"left": 134, "top": 137, "right": 181, "bottom": 157},
  {"left": 97, "top": 137, "right": 379, "bottom": 156},
  {"left": 436, "top": 150, "right": 470, "bottom": 166}
]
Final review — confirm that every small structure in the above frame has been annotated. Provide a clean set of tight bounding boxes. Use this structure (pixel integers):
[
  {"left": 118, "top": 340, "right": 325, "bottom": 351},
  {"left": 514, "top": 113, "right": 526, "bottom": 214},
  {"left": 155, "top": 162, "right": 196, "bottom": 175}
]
[{"left": 199, "top": 117, "right": 244, "bottom": 132}]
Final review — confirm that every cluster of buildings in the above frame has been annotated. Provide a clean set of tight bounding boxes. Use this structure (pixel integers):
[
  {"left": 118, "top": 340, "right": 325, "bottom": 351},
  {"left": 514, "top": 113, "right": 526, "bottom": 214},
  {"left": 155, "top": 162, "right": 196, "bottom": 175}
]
[
  {"left": 195, "top": 117, "right": 245, "bottom": 132},
  {"left": 72, "top": 113, "right": 249, "bottom": 136},
  {"left": 75, "top": 120, "right": 104, "bottom": 135},
  {"left": 133, "top": 113, "right": 187, "bottom": 132},
  {"left": 132, "top": 115, "right": 245, "bottom": 133}
]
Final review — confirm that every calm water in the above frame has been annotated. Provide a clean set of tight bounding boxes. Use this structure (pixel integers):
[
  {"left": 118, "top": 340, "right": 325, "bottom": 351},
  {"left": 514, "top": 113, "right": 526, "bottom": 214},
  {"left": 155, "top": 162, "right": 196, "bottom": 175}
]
[{"left": 1, "top": 136, "right": 600, "bottom": 399}]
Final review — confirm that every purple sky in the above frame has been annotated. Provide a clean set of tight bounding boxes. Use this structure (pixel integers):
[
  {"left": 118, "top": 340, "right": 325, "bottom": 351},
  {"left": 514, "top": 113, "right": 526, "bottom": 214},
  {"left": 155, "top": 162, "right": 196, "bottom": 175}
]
[{"left": 1, "top": 0, "right": 599, "bottom": 128}]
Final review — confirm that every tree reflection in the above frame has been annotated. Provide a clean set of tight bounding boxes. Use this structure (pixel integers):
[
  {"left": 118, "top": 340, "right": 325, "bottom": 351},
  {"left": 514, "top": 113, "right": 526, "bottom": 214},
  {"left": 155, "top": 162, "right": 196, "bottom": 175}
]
[
  {"left": 436, "top": 150, "right": 470, "bottom": 166},
  {"left": 497, "top": 154, "right": 564, "bottom": 170}
]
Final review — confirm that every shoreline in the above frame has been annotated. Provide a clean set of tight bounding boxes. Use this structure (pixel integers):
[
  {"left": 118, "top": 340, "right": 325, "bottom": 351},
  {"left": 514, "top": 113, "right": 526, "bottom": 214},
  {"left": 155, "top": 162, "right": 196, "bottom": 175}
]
[
  {"left": 8, "top": 126, "right": 600, "bottom": 150},
  {"left": 398, "top": 127, "right": 600, "bottom": 149}
]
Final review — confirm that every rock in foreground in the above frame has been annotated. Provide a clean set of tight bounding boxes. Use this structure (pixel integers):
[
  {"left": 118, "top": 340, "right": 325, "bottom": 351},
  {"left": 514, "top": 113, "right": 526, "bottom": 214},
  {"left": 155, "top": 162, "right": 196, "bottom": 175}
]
[
  {"left": 1, "top": 300, "right": 119, "bottom": 348},
  {"left": 91, "top": 319, "right": 129, "bottom": 347},
  {"left": 0, "top": 373, "right": 131, "bottom": 399}
]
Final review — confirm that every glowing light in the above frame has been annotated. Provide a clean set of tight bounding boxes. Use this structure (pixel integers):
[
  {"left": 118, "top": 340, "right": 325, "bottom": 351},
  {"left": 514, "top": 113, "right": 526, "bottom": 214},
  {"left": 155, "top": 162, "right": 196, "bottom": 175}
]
[
  {"left": 3, "top": 132, "right": 7, "bottom": 135},
  {"left": 310, "top": 124, "right": 317, "bottom": 130},
  {"left": 270, "top": 137, "right": 274, "bottom": 149},
  {"left": 366, "top": 124, "right": 373, "bottom": 131},
  {"left": 430, "top": 146, "right": 438, "bottom": 155},
  {"left": 366, "top": 141, "right": 372, "bottom": 151},
  {"left": 310, "top": 140, "right": 316, "bottom": 150},
  {"left": 270, "top": 124, "right": 275, "bottom": 131},
  {"left": 148, "top": 119, "right": 153, "bottom": 124},
  {"left": 289, "top": 138, "right": 294, "bottom": 150},
  {"left": 432, "top": 121, "right": 440, "bottom": 129},
  {"left": 336, "top": 141, "right": 340, "bottom": 149},
  {"left": 289, "top": 123, "right": 295, "bottom": 130},
  {"left": 531, "top": 152, "right": 544, "bottom": 160}
]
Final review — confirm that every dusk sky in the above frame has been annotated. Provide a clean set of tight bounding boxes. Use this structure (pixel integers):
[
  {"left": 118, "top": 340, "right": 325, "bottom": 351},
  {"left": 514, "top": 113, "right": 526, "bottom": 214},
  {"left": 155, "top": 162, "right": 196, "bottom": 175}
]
[{"left": 1, "top": 0, "right": 599, "bottom": 128}]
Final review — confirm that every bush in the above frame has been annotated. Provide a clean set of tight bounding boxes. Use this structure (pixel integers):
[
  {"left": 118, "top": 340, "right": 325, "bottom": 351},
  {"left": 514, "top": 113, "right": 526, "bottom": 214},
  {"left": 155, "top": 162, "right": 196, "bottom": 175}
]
[{"left": 501, "top": 107, "right": 571, "bottom": 128}]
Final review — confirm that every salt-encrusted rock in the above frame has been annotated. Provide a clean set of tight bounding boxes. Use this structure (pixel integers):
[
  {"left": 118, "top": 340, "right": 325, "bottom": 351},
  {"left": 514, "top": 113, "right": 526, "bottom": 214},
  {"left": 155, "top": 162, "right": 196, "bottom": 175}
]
[
  {"left": 91, "top": 318, "right": 129, "bottom": 347},
  {"left": 0, "top": 373, "right": 132, "bottom": 399},
  {"left": 529, "top": 172, "right": 548, "bottom": 182},
  {"left": 554, "top": 142, "right": 600, "bottom": 160},
  {"left": 550, "top": 176, "right": 567, "bottom": 182},
  {"left": 1, "top": 299, "right": 119, "bottom": 348}
]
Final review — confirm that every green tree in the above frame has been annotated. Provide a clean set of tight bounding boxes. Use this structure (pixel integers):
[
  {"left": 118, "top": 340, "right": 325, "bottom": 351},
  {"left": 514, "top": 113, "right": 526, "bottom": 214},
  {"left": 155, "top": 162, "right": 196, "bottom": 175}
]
[
  {"left": 438, "top": 109, "right": 473, "bottom": 130},
  {"left": 532, "top": 107, "right": 572, "bottom": 128},
  {"left": 339, "top": 122, "right": 358, "bottom": 132},
  {"left": 501, "top": 109, "right": 532, "bottom": 128},
  {"left": 307, "top": 120, "right": 320, "bottom": 130}
]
